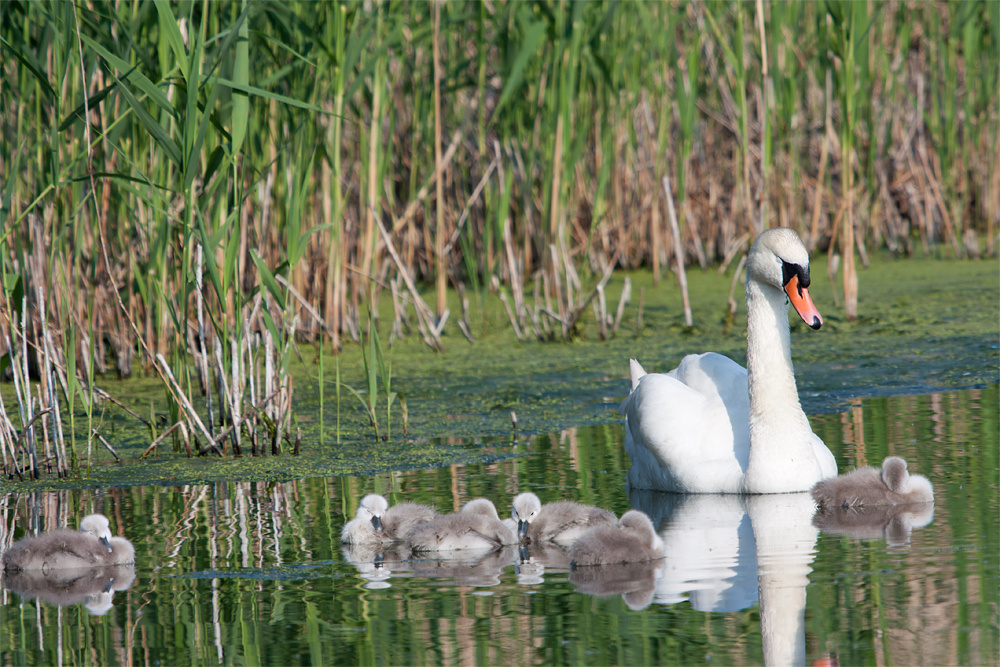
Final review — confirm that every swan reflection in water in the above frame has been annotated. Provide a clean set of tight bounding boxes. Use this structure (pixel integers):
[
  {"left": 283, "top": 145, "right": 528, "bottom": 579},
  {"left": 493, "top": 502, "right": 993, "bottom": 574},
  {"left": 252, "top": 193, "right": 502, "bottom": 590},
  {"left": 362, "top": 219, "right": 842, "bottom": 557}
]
[
  {"left": 341, "top": 486, "right": 933, "bottom": 663},
  {"left": 2, "top": 564, "right": 136, "bottom": 615},
  {"left": 630, "top": 488, "right": 934, "bottom": 666}
]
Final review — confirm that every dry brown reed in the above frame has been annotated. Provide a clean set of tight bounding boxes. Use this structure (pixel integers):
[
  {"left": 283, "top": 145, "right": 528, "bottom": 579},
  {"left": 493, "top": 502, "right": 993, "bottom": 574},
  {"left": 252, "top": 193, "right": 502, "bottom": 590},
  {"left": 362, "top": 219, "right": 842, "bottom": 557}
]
[{"left": 0, "top": 2, "right": 995, "bottom": 477}]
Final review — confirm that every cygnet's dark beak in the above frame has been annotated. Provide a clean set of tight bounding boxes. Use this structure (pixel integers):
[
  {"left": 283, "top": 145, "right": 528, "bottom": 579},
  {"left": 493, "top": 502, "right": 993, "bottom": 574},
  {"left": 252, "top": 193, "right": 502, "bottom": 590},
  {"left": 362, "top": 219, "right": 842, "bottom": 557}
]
[
  {"left": 371, "top": 515, "right": 384, "bottom": 532},
  {"left": 100, "top": 536, "right": 112, "bottom": 552},
  {"left": 517, "top": 520, "right": 528, "bottom": 539}
]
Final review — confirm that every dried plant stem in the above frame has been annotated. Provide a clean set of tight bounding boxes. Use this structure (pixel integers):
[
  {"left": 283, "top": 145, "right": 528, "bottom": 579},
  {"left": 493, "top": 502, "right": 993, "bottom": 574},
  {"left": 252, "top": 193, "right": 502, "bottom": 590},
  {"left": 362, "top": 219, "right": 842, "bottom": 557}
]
[
  {"left": 662, "top": 174, "right": 693, "bottom": 327},
  {"left": 157, "top": 354, "right": 215, "bottom": 446},
  {"left": 375, "top": 210, "right": 445, "bottom": 351}
]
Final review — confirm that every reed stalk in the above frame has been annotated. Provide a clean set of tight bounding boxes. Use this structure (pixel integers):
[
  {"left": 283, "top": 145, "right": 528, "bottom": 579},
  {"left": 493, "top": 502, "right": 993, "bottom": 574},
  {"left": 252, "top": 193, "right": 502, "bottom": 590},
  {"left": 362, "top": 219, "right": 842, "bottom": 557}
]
[{"left": 0, "top": 1, "right": 993, "bottom": 477}]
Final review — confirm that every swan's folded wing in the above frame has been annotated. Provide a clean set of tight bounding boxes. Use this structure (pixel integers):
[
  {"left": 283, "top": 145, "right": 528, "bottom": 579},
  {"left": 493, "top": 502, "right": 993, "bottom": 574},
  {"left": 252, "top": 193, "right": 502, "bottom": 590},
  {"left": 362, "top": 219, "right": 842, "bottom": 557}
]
[
  {"left": 670, "top": 353, "right": 749, "bottom": 412},
  {"left": 810, "top": 433, "right": 838, "bottom": 479},
  {"left": 623, "top": 371, "right": 746, "bottom": 493}
]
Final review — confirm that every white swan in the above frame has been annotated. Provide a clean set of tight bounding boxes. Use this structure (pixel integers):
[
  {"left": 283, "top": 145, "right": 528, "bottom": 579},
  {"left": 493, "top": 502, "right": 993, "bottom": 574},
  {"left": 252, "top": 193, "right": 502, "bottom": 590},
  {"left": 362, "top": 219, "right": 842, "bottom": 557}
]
[{"left": 620, "top": 228, "right": 837, "bottom": 493}]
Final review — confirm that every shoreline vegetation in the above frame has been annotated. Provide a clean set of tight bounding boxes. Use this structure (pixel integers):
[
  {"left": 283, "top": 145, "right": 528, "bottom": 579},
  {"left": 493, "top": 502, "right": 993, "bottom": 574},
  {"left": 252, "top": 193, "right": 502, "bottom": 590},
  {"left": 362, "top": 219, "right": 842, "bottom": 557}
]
[{"left": 1, "top": 1, "right": 997, "bottom": 479}]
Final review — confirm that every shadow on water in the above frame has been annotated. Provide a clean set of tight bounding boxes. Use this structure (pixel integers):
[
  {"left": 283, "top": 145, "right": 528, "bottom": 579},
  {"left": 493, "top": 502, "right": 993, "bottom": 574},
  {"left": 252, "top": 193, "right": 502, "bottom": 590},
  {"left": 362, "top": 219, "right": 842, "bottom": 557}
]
[{"left": 0, "top": 384, "right": 997, "bottom": 665}]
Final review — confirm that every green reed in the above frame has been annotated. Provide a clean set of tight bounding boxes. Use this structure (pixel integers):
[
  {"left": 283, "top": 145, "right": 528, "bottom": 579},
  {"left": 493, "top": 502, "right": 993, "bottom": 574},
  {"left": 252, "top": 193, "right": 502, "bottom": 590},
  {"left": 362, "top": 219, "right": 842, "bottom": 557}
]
[{"left": 0, "top": 1, "right": 995, "bottom": 474}]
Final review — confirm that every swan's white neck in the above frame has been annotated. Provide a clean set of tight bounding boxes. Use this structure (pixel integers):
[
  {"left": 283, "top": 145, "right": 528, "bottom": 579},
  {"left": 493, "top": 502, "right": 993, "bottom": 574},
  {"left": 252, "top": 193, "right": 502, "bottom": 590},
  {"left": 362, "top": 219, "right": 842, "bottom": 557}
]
[{"left": 743, "top": 278, "right": 818, "bottom": 492}]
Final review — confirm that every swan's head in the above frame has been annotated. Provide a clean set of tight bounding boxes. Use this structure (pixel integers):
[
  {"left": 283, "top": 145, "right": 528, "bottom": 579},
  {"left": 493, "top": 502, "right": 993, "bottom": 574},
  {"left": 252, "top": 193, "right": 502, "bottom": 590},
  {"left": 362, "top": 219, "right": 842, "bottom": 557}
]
[
  {"left": 79, "top": 514, "right": 113, "bottom": 551},
  {"left": 511, "top": 493, "right": 542, "bottom": 538},
  {"left": 463, "top": 498, "right": 500, "bottom": 519},
  {"left": 357, "top": 494, "right": 389, "bottom": 532},
  {"left": 747, "top": 228, "right": 823, "bottom": 329}
]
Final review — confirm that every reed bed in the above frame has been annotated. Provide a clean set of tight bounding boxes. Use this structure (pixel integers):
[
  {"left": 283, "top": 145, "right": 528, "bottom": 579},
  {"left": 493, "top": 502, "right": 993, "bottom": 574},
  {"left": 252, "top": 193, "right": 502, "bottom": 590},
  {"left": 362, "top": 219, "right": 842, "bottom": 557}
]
[{"left": 0, "top": 1, "right": 996, "bottom": 476}]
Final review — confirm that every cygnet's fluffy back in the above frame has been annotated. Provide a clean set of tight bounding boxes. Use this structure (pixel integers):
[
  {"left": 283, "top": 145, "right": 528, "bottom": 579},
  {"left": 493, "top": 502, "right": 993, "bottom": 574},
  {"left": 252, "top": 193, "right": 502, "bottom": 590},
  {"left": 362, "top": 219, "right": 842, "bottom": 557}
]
[
  {"left": 341, "top": 494, "right": 437, "bottom": 545},
  {"left": 811, "top": 456, "right": 933, "bottom": 509},
  {"left": 406, "top": 498, "right": 516, "bottom": 553},
  {"left": 568, "top": 510, "right": 664, "bottom": 567},
  {"left": 511, "top": 492, "right": 616, "bottom": 547},
  {"left": 2, "top": 514, "right": 134, "bottom": 572}
]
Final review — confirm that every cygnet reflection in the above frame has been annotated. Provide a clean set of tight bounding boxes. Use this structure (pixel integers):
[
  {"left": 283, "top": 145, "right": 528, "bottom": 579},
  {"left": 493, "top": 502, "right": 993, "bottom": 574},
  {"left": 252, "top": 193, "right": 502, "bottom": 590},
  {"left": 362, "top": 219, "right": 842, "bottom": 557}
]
[
  {"left": 2, "top": 564, "right": 136, "bottom": 615},
  {"left": 514, "top": 541, "right": 572, "bottom": 585},
  {"left": 569, "top": 559, "right": 662, "bottom": 611},
  {"left": 408, "top": 545, "right": 516, "bottom": 587},
  {"left": 813, "top": 502, "right": 934, "bottom": 548},
  {"left": 341, "top": 543, "right": 412, "bottom": 589}
]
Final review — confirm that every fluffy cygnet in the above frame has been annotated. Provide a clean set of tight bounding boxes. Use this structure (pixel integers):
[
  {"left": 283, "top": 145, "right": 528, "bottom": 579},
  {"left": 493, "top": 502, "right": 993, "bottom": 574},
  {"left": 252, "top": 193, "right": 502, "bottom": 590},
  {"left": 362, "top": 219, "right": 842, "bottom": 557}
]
[
  {"left": 510, "top": 492, "right": 616, "bottom": 547},
  {"left": 341, "top": 494, "right": 438, "bottom": 545},
  {"left": 811, "top": 456, "right": 934, "bottom": 509},
  {"left": 2, "top": 514, "right": 135, "bottom": 572},
  {"left": 406, "top": 498, "right": 517, "bottom": 553},
  {"left": 568, "top": 510, "right": 664, "bottom": 567}
]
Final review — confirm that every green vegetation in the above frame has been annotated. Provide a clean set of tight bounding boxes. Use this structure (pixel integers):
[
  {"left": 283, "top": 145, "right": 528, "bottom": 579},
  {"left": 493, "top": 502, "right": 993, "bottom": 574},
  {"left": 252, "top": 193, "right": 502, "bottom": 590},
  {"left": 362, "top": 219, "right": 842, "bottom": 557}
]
[{"left": 0, "top": 1, "right": 996, "bottom": 477}]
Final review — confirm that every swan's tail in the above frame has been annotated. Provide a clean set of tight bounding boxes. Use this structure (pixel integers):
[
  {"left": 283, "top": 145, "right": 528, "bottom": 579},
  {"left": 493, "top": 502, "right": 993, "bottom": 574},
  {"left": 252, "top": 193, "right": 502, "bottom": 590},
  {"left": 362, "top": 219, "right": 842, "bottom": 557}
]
[
  {"left": 619, "top": 359, "right": 647, "bottom": 414},
  {"left": 628, "top": 359, "right": 646, "bottom": 391}
]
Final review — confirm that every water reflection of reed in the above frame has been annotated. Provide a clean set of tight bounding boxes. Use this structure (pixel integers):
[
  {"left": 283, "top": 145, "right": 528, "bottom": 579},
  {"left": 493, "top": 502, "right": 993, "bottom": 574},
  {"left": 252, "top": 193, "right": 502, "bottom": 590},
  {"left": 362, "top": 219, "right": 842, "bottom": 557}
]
[{"left": 0, "top": 385, "right": 994, "bottom": 665}]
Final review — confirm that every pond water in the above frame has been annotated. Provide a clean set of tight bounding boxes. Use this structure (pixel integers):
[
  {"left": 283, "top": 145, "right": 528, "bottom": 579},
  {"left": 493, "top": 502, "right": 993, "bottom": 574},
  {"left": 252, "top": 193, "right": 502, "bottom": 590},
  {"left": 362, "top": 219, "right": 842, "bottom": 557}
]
[{"left": 1, "top": 384, "right": 996, "bottom": 666}]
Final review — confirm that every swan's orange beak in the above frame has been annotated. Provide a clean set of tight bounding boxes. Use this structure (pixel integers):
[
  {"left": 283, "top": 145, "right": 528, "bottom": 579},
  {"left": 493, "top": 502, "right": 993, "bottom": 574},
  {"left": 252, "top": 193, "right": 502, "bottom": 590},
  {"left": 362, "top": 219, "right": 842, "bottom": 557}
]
[{"left": 784, "top": 275, "right": 823, "bottom": 329}]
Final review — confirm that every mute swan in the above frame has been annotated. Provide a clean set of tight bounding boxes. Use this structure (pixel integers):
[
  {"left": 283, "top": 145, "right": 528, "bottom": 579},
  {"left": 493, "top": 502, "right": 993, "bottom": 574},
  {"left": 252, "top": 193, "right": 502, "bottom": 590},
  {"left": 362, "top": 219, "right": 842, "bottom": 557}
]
[
  {"left": 568, "top": 510, "right": 664, "bottom": 567},
  {"left": 509, "top": 492, "right": 616, "bottom": 547},
  {"left": 406, "top": 498, "right": 517, "bottom": 553},
  {"left": 811, "top": 456, "right": 933, "bottom": 509},
  {"left": 2, "top": 514, "right": 134, "bottom": 572},
  {"left": 341, "top": 494, "right": 438, "bottom": 545},
  {"left": 620, "top": 227, "right": 837, "bottom": 493}
]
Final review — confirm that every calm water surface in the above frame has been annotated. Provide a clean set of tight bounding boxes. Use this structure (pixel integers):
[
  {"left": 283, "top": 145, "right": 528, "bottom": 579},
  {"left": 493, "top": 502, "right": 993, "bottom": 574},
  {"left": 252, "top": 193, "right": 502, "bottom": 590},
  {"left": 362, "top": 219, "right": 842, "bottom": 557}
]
[{"left": 1, "top": 385, "right": 996, "bottom": 666}]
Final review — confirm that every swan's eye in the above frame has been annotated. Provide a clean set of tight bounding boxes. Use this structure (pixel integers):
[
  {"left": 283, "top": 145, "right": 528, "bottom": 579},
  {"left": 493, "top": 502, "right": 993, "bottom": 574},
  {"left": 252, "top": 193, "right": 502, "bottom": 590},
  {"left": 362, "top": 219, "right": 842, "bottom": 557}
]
[{"left": 781, "top": 260, "right": 810, "bottom": 289}]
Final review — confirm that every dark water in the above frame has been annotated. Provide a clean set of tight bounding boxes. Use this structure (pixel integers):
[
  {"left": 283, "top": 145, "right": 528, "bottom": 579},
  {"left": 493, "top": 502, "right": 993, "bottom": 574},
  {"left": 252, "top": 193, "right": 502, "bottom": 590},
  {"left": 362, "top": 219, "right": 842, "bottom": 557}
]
[{"left": 0, "top": 385, "right": 997, "bottom": 666}]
